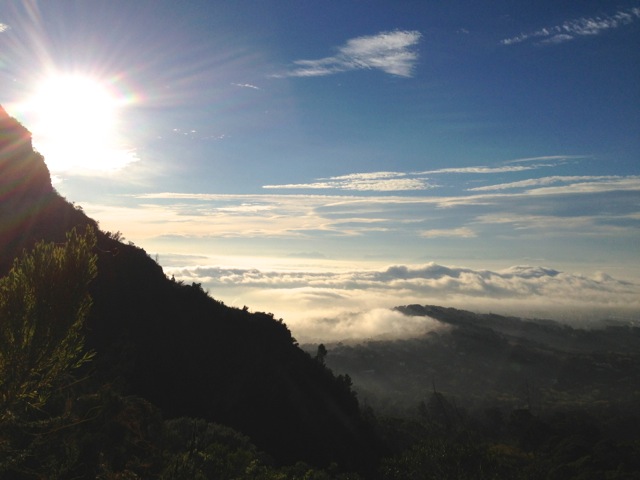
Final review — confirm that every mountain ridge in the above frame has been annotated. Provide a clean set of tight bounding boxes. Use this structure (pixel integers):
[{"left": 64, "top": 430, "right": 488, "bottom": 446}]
[{"left": 0, "top": 105, "right": 379, "bottom": 471}]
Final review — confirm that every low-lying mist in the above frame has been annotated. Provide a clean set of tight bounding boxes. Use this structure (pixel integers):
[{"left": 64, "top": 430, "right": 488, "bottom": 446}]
[{"left": 164, "top": 261, "right": 640, "bottom": 343}]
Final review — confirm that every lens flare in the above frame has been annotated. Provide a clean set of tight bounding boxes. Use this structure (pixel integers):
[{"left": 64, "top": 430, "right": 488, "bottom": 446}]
[{"left": 19, "top": 73, "right": 138, "bottom": 173}]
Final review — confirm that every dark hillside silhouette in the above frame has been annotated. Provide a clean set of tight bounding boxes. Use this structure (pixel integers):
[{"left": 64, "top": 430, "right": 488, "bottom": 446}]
[
  {"left": 0, "top": 105, "right": 91, "bottom": 275},
  {"left": 0, "top": 105, "right": 51, "bottom": 198},
  {"left": 0, "top": 106, "right": 379, "bottom": 472}
]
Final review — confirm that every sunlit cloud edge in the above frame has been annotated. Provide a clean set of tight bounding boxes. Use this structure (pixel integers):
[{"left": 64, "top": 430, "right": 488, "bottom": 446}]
[{"left": 273, "top": 30, "right": 422, "bottom": 78}]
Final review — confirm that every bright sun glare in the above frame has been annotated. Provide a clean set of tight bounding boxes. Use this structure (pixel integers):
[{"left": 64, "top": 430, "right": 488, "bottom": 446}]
[{"left": 21, "top": 74, "right": 137, "bottom": 174}]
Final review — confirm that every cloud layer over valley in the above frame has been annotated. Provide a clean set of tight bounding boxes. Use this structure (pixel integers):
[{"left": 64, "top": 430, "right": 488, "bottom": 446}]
[{"left": 164, "top": 262, "right": 640, "bottom": 342}]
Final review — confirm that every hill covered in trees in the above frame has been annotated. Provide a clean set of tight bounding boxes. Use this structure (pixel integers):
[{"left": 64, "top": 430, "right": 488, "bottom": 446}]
[
  {"left": 310, "top": 305, "right": 640, "bottom": 415},
  {"left": 304, "top": 305, "right": 640, "bottom": 478},
  {"left": 0, "top": 105, "right": 379, "bottom": 477}
]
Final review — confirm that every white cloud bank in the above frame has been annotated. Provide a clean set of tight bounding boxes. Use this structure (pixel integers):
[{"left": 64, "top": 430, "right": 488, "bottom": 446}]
[
  {"left": 274, "top": 30, "right": 422, "bottom": 78},
  {"left": 165, "top": 262, "right": 640, "bottom": 342},
  {"left": 501, "top": 7, "right": 640, "bottom": 45}
]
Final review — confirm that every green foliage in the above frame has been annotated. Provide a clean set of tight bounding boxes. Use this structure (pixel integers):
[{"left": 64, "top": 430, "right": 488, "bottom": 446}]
[
  {"left": 159, "top": 417, "right": 362, "bottom": 480},
  {"left": 0, "top": 226, "right": 97, "bottom": 420},
  {"left": 376, "top": 398, "right": 640, "bottom": 480},
  {"left": 380, "top": 437, "right": 498, "bottom": 480},
  {"left": 160, "top": 418, "right": 259, "bottom": 479}
]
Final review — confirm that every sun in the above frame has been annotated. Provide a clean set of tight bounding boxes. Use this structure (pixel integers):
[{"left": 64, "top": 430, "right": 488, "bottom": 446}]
[{"left": 20, "top": 73, "right": 137, "bottom": 173}]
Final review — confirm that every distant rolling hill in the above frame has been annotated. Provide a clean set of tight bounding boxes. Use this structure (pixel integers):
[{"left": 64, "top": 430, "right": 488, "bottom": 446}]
[{"left": 307, "top": 304, "right": 640, "bottom": 415}]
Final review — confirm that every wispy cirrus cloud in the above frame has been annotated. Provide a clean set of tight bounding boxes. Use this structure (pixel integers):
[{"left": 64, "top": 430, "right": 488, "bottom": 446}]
[
  {"left": 231, "top": 82, "right": 260, "bottom": 90},
  {"left": 474, "top": 212, "right": 639, "bottom": 236},
  {"left": 274, "top": 30, "right": 422, "bottom": 78},
  {"left": 0, "top": 23, "right": 9, "bottom": 33},
  {"left": 527, "top": 177, "right": 640, "bottom": 195},
  {"left": 468, "top": 175, "right": 630, "bottom": 192},
  {"left": 420, "top": 227, "right": 476, "bottom": 238},
  {"left": 111, "top": 180, "right": 640, "bottom": 247},
  {"left": 501, "top": 7, "right": 640, "bottom": 45},
  {"left": 87, "top": 149, "right": 638, "bottom": 262},
  {"left": 419, "top": 165, "right": 540, "bottom": 175},
  {"left": 263, "top": 171, "right": 435, "bottom": 192},
  {"left": 504, "top": 155, "right": 586, "bottom": 164},
  {"left": 263, "top": 154, "right": 586, "bottom": 192},
  {"left": 261, "top": 162, "right": 553, "bottom": 192}
]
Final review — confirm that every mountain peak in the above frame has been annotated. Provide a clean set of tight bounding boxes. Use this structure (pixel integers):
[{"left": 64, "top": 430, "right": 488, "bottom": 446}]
[
  {"left": 0, "top": 104, "right": 53, "bottom": 198},
  {"left": 0, "top": 105, "right": 71, "bottom": 274}
]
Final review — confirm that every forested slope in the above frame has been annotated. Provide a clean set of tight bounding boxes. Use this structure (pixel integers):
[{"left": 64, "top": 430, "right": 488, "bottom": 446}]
[{"left": 0, "top": 105, "right": 378, "bottom": 474}]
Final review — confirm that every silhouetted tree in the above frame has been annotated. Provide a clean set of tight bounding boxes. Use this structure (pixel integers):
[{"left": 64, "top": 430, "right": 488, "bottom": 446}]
[{"left": 316, "top": 344, "right": 328, "bottom": 365}]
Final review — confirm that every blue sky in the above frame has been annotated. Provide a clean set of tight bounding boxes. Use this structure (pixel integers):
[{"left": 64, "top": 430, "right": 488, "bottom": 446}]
[{"left": 1, "top": 1, "right": 639, "bottom": 340}]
